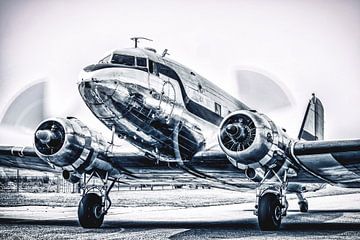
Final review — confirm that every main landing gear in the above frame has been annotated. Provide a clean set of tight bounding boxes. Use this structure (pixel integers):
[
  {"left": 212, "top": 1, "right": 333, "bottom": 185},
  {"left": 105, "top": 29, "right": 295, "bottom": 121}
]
[
  {"left": 257, "top": 192, "right": 283, "bottom": 230},
  {"left": 254, "top": 169, "right": 289, "bottom": 231},
  {"left": 78, "top": 171, "right": 116, "bottom": 228},
  {"left": 254, "top": 169, "right": 311, "bottom": 230}
]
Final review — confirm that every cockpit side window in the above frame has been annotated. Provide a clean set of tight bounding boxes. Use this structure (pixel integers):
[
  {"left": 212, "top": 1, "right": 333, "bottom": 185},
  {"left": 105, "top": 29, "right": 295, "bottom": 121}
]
[
  {"left": 111, "top": 54, "right": 135, "bottom": 66},
  {"left": 156, "top": 63, "right": 180, "bottom": 81},
  {"left": 99, "top": 55, "right": 111, "bottom": 64},
  {"left": 149, "top": 60, "right": 154, "bottom": 73},
  {"left": 149, "top": 60, "right": 159, "bottom": 76},
  {"left": 136, "top": 57, "right": 147, "bottom": 67},
  {"left": 148, "top": 61, "right": 180, "bottom": 80}
]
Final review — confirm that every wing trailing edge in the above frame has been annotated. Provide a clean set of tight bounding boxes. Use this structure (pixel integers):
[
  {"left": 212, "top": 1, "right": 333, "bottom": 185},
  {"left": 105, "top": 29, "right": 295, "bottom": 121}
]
[{"left": 291, "top": 139, "right": 360, "bottom": 187}]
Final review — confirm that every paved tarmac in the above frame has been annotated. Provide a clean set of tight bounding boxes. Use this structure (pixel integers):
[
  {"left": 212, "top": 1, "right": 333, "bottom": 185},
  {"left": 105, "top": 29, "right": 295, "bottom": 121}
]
[{"left": 0, "top": 192, "right": 360, "bottom": 239}]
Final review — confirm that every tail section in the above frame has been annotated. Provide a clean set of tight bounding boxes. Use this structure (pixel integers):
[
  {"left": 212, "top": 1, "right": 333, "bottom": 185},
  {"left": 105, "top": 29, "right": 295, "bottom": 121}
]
[{"left": 298, "top": 94, "right": 324, "bottom": 141}]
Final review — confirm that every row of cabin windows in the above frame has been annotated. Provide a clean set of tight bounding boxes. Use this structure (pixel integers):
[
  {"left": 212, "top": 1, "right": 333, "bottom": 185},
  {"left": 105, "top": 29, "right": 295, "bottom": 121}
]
[{"left": 99, "top": 54, "right": 223, "bottom": 116}]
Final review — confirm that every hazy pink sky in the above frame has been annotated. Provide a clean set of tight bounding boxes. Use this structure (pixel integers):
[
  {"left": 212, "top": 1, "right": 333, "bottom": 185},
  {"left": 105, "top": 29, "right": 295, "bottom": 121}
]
[{"left": 0, "top": 0, "right": 359, "bottom": 141}]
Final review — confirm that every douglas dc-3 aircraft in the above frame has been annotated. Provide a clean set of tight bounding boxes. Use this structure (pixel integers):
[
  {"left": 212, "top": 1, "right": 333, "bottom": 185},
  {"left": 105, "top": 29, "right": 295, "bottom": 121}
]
[{"left": 1, "top": 37, "right": 360, "bottom": 231}]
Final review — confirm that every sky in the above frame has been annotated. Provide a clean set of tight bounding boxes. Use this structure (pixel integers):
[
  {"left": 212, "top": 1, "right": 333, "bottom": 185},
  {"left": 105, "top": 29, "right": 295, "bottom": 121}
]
[{"left": 0, "top": 0, "right": 359, "bottom": 145}]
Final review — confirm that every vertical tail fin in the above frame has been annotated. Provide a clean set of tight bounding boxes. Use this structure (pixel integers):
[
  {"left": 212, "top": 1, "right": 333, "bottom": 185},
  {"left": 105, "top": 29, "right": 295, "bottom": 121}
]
[{"left": 298, "top": 94, "right": 324, "bottom": 141}]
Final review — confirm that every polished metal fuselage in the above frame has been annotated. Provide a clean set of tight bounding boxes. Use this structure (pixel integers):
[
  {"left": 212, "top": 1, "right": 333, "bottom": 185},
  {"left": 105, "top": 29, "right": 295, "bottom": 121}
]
[
  {"left": 78, "top": 48, "right": 248, "bottom": 163},
  {"left": 74, "top": 48, "right": 257, "bottom": 188},
  {"left": 75, "top": 48, "right": 360, "bottom": 189}
]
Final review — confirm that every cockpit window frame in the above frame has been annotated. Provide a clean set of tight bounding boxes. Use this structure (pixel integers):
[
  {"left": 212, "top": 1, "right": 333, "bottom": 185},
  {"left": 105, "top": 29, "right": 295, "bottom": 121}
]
[
  {"left": 99, "top": 54, "right": 111, "bottom": 64},
  {"left": 111, "top": 54, "right": 135, "bottom": 66},
  {"left": 136, "top": 57, "right": 147, "bottom": 68}
]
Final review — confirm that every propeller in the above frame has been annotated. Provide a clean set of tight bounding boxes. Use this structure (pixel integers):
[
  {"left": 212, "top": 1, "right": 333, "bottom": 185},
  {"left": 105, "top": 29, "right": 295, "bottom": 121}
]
[
  {"left": 0, "top": 80, "right": 82, "bottom": 131},
  {"left": 220, "top": 114, "right": 256, "bottom": 152},
  {"left": 34, "top": 120, "right": 65, "bottom": 155},
  {"left": 0, "top": 81, "right": 47, "bottom": 130},
  {"left": 234, "top": 69, "right": 294, "bottom": 112}
]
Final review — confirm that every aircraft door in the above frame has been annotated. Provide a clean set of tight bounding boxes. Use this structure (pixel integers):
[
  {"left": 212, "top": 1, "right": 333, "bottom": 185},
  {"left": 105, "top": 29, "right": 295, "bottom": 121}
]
[
  {"left": 159, "top": 80, "right": 176, "bottom": 119},
  {"left": 148, "top": 60, "right": 163, "bottom": 90},
  {"left": 188, "top": 72, "right": 206, "bottom": 105},
  {"left": 148, "top": 60, "right": 176, "bottom": 119}
]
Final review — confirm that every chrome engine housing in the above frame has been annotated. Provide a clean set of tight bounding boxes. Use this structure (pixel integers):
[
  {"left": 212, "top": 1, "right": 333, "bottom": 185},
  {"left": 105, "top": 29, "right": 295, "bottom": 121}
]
[
  {"left": 218, "top": 110, "right": 290, "bottom": 171},
  {"left": 34, "top": 117, "right": 109, "bottom": 182}
]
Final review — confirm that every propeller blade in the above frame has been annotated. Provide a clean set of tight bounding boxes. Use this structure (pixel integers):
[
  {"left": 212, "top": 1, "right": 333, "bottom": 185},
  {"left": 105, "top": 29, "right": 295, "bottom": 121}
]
[
  {"left": 0, "top": 80, "right": 47, "bottom": 130},
  {"left": 234, "top": 70, "right": 293, "bottom": 111},
  {"left": 1, "top": 79, "right": 83, "bottom": 131}
]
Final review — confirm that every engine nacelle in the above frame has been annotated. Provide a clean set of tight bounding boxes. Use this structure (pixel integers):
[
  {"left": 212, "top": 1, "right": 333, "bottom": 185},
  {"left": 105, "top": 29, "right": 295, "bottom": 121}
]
[
  {"left": 34, "top": 117, "right": 108, "bottom": 176},
  {"left": 218, "top": 110, "right": 290, "bottom": 171}
]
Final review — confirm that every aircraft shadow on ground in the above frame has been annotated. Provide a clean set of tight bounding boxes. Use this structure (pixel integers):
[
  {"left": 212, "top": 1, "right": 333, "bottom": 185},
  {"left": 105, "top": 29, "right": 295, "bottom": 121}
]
[{"left": 2, "top": 210, "right": 360, "bottom": 232}]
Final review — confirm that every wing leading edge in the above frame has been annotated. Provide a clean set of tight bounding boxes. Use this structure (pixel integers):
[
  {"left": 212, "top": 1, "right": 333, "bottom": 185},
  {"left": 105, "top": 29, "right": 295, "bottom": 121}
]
[
  {"left": 0, "top": 145, "right": 57, "bottom": 172},
  {"left": 291, "top": 139, "right": 360, "bottom": 187}
]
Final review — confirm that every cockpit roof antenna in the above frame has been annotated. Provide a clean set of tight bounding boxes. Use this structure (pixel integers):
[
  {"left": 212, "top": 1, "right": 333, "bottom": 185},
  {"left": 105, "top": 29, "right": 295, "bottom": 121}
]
[
  {"left": 162, "top": 49, "right": 170, "bottom": 57},
  {"left": 130, "top": 37, "right": 153, "bottom": 48}
]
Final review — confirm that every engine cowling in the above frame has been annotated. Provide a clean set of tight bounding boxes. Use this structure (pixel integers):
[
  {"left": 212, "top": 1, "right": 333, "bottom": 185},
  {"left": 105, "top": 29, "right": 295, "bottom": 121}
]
[
  {"left": 218, "top": 110, "right": 290, "bottom": 172},
  {"left": 34, "top": 117, "right": 108, "bottom": 182}
]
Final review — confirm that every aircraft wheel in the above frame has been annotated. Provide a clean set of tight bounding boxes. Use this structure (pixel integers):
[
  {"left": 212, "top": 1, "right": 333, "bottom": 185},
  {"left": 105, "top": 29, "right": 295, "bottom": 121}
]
[
  {"left": 258, "top": 193, "right": 282, "bottom": 231},
  {"left": 78, "top": 193, "right": 104, "bottom": 228},
  {"left": 299, "top": 200, "right": 308, "bottom": 213}
]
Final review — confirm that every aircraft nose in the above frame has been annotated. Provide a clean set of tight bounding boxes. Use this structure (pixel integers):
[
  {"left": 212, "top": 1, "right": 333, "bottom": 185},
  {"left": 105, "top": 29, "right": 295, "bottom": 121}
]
[{"left": 78, "top": 79, "right": 124, "bottom": 105}]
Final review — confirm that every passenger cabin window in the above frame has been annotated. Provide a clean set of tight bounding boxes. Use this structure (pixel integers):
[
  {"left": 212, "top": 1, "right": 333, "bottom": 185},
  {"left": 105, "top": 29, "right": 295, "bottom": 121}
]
[
  {"left": 136, "top": 57, "right": 147, "bottom": 67},
  {"left": 111, "top": 54, "right": 135, "bottom": 66},
  {"left": 99, "top": 55, "right": 111, "bottom": 64},
  {"left": 198, "top": 83, "right": 204, "bottom": 93},
  {"left": 215, "top": 102, "right": 222, "bottom": 116}
]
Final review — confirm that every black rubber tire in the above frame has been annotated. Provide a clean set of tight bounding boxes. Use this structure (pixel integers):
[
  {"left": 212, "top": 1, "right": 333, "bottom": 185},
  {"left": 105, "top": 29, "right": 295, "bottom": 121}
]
[
  {"left": 299, "top": 201, "right": 308, "bottom": 213},
  {"left": 258, "top": 193, "right": 282, "bottom": 231},
  {"left": 78, "top": 193, "right": 104, "bottom": 228}
]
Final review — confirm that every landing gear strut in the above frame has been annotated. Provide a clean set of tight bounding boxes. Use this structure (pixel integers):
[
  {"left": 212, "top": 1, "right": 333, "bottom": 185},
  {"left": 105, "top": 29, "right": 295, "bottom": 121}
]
[
  {"left": 78, "top": 171, "right": 116, "bottom": 228},
  {"left": 254, "top": 169, "right": 288, "bottom": 231}
]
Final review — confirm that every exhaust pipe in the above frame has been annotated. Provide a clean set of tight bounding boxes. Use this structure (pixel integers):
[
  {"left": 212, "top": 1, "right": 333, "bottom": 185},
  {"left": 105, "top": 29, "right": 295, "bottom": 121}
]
[
  {"left": 62, "top": 170, "right": 82, "bottom": 183},
  {"left": 245, "top": 167, "right": 265, "bottom": 182}
]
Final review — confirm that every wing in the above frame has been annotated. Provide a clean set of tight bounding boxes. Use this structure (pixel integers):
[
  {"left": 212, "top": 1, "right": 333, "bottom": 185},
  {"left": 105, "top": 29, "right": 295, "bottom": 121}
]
[
  {"left": 107, "top": 150, "right": 256, "bottom": 190},
  {"left": 291, "top": 139, "right": 360, "bottom": 187},
  {"left": 0, "top": 145, "right": 58, "bottom": 172}
]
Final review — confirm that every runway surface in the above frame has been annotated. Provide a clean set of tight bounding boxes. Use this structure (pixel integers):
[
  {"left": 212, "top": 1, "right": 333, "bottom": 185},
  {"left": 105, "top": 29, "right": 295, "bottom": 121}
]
[{"left": 1, "top": 192, "right": 360, "bottom": 239}]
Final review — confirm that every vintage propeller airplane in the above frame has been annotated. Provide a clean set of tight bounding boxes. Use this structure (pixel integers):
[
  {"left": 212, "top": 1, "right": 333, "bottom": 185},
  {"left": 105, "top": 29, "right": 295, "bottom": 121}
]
[{"left": 1, "top": 37, "right": 359, "bottom": 230}]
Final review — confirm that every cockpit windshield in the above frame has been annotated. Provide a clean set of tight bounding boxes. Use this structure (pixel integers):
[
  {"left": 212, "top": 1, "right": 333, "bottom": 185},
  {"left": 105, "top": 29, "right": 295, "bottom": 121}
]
[
  {"left": 136, "top": 57, "right": 147, "bottom": 67},
  {"left": 111, "top": 54, "right": 135, "bottom": 66},
  {"left": 99, "top": 55, "right": 111, "bottom": 64}
]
